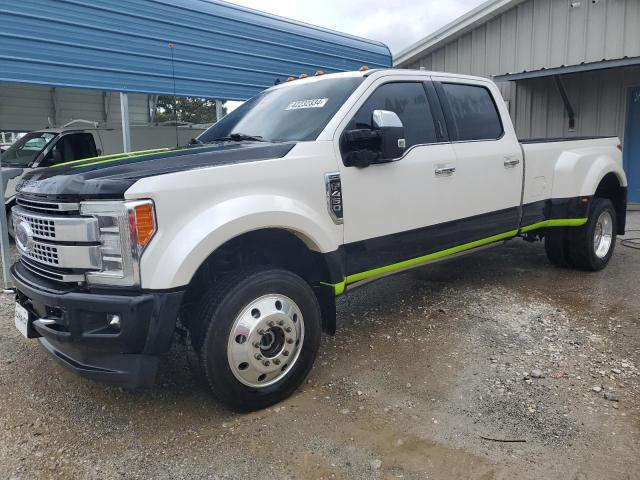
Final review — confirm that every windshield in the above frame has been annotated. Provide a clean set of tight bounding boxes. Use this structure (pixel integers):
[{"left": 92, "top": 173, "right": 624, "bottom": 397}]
[
  {"left": 0, "top": 132, "right": 57, "bottom": 168},
  {"left": 198, "top": 77, "right": 363, "bottom": 143}
]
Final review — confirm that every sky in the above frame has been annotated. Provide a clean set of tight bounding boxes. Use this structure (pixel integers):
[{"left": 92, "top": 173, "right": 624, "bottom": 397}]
[{"left": 226, "top": 0, "right": 487, "bottom": 54}]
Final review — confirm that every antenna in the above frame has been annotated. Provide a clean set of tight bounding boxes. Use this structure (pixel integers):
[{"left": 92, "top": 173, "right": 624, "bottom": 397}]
[{"left": 168, "top": 42, "right": 179, "bottom": 148}]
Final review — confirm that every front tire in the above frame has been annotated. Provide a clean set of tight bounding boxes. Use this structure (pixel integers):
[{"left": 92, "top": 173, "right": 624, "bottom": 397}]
[
  {"left": 193, "top": 266, "right": 321, "bottom": 412},
  {"left": 567, "top": 198, "right": 617, "bottom": 271}
]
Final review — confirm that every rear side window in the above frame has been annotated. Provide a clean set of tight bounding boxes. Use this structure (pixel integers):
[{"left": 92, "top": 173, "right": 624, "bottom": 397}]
[
  {"left": 348, "top": 82, "right": 437, "bottom": 148},
  {"left": 441, "top": 83, "right": 503, "bottom": 141}
]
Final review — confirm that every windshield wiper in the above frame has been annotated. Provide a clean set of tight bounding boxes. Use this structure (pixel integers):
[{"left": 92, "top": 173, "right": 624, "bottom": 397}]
[{"left": 209, "top": 133, "right": 265, "bottom": 142}]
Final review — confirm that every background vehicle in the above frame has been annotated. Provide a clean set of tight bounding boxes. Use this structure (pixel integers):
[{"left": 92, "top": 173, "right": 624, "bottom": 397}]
[
  {"left": 10, "top": 69, "right": 627, "bottom": 411},
  {"left": 0, "top": 122, "right": 206, "bottom": 231}
]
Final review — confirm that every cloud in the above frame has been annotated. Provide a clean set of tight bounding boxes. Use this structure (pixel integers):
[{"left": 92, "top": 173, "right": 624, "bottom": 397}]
[{"left": 226, "top": 0, "right": 486, "bottom": 53}]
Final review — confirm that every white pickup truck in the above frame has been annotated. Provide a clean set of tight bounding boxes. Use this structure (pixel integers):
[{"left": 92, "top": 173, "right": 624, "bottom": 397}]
[{"left": 11, "top": 69, "right": 627, "bottom": 411}]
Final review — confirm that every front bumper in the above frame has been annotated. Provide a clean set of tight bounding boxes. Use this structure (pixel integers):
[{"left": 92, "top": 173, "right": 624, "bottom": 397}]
[{"left": 11, "top": 262, "right": 184, "bottom": 389}]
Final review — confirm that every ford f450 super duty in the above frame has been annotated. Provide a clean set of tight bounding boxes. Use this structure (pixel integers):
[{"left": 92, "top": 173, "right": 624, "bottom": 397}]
[{"left": 10, "top": 69, "right": 627, "bottom": 411}]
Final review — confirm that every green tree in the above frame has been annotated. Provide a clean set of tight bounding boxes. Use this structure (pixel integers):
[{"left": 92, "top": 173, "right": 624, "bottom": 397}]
[{"left": 154, "top": 96, "right": 227, "bottom": 124}]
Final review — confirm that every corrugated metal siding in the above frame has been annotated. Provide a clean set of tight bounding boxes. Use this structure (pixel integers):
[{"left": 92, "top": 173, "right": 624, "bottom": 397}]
[
  {"left": 0, "top": 0, "right": 391, "bottom": 100},
  {"left": 398, "top": 0, "right": 640, "bottom": 77},
  {"left": 398, "top": 0, "right": 640, "bottom": 142},
  {"left": 513, "top": 65, "right": 640, "bottom": 141},
  {"left": 0, "top": 84, "right": 150, "bottom": 131}
]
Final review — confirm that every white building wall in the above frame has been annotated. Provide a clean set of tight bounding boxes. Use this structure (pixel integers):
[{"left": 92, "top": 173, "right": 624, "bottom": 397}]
[
  {"left": 399, "top": 0, "right": 640, "bottom": 76},
  {"left": 396, "top": 0, "right": 640, "bottom": 141}
]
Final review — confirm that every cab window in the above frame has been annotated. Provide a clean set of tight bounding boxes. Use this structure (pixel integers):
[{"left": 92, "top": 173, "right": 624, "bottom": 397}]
[
  {"left": 347, "top": 82, "right": 437, "bottom": 148},
  {"left": 41, "top": 133, "right": 98, "bottom": 167},
  {"left": 440, "top": 83, "right": 503, "bottom": 141}
]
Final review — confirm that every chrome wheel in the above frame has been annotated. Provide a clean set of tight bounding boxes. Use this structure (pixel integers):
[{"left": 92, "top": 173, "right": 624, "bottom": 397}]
[
  {"left": 593, "top": 210, "right": 613, "bottom": 259},
  {"left": 227, "top": 294, "right": 304, "bottom": 388}
]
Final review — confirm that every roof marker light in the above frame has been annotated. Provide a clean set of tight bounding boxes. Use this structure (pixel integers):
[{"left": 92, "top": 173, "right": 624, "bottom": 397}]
[
  {"left": 315, "top": 70, "right": 325, "bottom": 76},
  {"left": 299, "top": 73, "right": 309, "bottom": 79},
  {"left": 359, "top": 65, "right": 369, "bottom": 71},
  {"left": 287, "top": 76, "right": 296, "bottom": 82}
]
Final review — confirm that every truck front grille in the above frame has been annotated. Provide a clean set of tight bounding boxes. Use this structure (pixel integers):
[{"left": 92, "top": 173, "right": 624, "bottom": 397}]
[{"left": 13, "top": 196, "right": 101, "bottom": 283}]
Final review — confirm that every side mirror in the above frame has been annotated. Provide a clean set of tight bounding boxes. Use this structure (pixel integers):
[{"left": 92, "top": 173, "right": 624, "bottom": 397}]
[
  {"left": 371, "top": 110, "right": 406, "bottom": 160},
  {"left": 342, "top": 110, "right": 406, "bottom": 167}
]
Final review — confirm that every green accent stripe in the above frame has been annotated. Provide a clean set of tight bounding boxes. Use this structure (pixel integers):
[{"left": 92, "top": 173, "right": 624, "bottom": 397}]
[
  {"left": 346, "top": 229, "right": 518, "bottom": 285},
  {"left": 322, "top": 218, "right": 588, "bottom": 297},
  {"left": 321, "top": 280, "right": 346, "bottom": 296},
  {"left": 53, "top": 148, "right": 170, "bottom": 168},
  {"left": 72, "top": 145, "right": 221, "bottom": 168},
  {"left": 322, "top": 229, "right": 518, "bottom": 296},
  {"left": 520, "top": 218, "right": 588, "bottom": 233}
]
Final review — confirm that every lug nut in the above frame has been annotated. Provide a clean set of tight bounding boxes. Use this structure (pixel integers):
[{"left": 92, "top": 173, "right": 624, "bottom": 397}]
[
  {"left": 273, "top": 359, "right": 281, "bottom": 365},
  {"left": 285, "top": 327, "right": 292, "bottom": 333},
  {"left": 267, "top": 320, "right": 275, "bottom": 327},
  {"left": 253, "top": 341, "right": 261, "bottom": 348},
  {"left": 283, "top": 350, "right": 290, "bottom": 357},
  {"left": 258, "top": 329, "right": 266, "bottom": 335},
  {"left": 286, "top": 338, "right": 294, "bottom": 344},
  {"left": 277, "top": 319, "right": 285, "bottom": 326},
  {"left": 263, "top": 360, "right": 271, "bottom": 367},
  {"left": 254, "top": 353, "right": 263, "bottom": 360}
]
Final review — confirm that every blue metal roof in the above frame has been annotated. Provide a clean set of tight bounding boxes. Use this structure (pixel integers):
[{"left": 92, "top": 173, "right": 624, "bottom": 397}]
[{"left": 0, "top": 0, "right": 392, "bottom": 100}]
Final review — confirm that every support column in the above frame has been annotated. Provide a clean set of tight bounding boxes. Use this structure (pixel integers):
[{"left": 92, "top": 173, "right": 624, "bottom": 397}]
[
  {"left": 120, "top": 92, "right": 131, "bottom": 153},
  {"left": 215, "top": 99, "right": 223, "bottom": 122}
]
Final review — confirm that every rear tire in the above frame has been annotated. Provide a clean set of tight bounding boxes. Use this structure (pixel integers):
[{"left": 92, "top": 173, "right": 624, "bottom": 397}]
[
  {"left": 192, "top": 266, "right": 322, "bottom": 412},
  {"left": 567, "top": 198, "right": 617, "bottom": 271},
  {"left": 544, "top": 228, "right": 572, "bottom": 268}
]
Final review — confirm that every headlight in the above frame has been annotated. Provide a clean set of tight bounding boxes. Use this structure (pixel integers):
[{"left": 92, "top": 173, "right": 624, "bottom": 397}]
[{"left": 80, "top": 200, "right": 156, "bottom": 287}]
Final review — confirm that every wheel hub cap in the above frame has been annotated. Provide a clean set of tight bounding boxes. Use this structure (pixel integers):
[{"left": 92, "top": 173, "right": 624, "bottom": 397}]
[
  {"left": 227, "top": 294, "right": 304, "bottom": 388},
  {"left": 593, "top": 211, "right": 613, "bottom": 259}
]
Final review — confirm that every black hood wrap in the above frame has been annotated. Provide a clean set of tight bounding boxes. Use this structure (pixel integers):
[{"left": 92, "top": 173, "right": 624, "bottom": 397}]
[{"left": 16, "top": 141, "right": 296, "bottom": 200}]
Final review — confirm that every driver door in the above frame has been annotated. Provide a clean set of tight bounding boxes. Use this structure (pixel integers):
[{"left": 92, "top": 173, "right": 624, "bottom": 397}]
[{"left": 336, "top": 79, "right": 459, "bottom": 278}]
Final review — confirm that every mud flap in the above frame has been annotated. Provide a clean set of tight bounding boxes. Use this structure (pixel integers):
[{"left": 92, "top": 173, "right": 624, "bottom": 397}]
[{"left": 314, "top": 284, "right": 336, "bottom": 335}]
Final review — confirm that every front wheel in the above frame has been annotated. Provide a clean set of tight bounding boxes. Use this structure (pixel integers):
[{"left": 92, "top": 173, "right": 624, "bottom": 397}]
[{"left": 193, "top": 267, "right": 322, "bottom": 412}]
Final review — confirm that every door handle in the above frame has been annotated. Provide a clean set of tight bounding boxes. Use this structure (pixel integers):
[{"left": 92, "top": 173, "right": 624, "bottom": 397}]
[
  {"left": 504, "top": 157, "right": 520, "bottom": 167},
  {"left": 435, "top": 166, "right": 456, "bottom": 177}
]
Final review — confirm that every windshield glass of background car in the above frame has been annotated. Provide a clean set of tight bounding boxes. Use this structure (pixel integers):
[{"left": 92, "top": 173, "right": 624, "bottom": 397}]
[
  {"left": 198, "top": 77, "right": 363, "bottom": 143},
  {"left": 0, "top": 132, "right": 56, "bottom": 167}
]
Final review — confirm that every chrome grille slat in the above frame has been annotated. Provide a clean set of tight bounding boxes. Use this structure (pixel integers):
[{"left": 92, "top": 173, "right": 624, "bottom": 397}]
[
  {"left": 20, "top": 258, "right": 84, "bottom": 283},
  {"left": 17, "top": 238, "right": 101, "bottom": 269},
  {"left": 15, "top": 197, "right": 80, "bottom": 214},
  {"left": 12, "top": 206, "right": 98, "bottom": 242}
]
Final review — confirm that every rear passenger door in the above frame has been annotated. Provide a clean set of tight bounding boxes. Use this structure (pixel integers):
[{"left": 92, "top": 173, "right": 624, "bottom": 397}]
[{"left": 433, "top": 78, "right": 523, "bottom": 241}]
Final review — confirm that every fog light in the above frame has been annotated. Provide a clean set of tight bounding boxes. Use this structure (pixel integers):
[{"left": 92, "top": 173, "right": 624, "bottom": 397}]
[{"left": 107, "top": 314, "right": 121, "bottom": 329}]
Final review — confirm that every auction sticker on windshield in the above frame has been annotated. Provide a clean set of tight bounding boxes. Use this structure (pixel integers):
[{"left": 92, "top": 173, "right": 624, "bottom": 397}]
[
  {"left": 286, "top": 98, "right": 328, "bottom": 110},
  {"left": 15, "top": 303, "right": 29, "bottom": 338}
]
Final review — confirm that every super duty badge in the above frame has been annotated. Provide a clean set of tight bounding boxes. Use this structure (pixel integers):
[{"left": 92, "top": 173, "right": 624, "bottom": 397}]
[{"left": 325, "top": 172, "right": 343, "bottom": 224}]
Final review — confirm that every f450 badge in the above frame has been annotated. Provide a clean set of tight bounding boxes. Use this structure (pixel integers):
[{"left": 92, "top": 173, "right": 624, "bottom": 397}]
[{"left": 325, "top": 173, "right": 343, "bottom": 224}]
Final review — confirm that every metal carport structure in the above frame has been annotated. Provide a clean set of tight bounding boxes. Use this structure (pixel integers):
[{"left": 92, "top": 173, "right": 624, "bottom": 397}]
[{"left": 0, "top": 0, "right": 392, "bottom": 149}]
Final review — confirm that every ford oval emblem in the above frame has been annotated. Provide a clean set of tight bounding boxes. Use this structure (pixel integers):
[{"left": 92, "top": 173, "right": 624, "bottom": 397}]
[{"left": 15, "top": 220, "right": 33, "bottom": 253}]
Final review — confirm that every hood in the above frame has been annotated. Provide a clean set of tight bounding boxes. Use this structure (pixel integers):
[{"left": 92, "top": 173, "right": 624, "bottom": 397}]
[{"left": 16, "top": 141, "right": 296, "bottom": 200}]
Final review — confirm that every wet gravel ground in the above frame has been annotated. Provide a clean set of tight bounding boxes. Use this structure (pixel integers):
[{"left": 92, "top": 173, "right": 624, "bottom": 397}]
[{"left": 1, "top": 213, "right": 639, "bottom": 480}]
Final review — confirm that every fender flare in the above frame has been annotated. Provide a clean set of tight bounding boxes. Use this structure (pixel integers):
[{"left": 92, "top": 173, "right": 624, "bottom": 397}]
[
  {"left": 139, "top": 195, "right": 339, "bottom": 290},
  {"left": 552, "top": 150, "right": 627, "bottom": 199}
]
